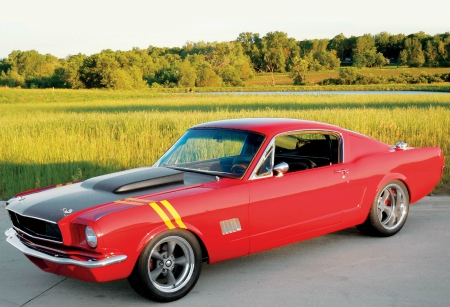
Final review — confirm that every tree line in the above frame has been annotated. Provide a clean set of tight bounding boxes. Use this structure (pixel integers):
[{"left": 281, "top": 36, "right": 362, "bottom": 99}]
[
  {"left": 320, "top": 67, "right": 450, "bottom": 85},
  {"left": 1, "top": 31, "right": 449, "bottom": 89}
]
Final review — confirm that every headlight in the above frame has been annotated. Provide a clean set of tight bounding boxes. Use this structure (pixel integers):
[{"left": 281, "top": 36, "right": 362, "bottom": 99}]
[{"left": 85, "top": 226, "right": 98, "bottom": 248}]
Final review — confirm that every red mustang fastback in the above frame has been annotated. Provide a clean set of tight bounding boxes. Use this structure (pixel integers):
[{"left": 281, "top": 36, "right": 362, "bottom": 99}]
[{"left": 5, "top": 118, "right": 444, "bottom": 302}]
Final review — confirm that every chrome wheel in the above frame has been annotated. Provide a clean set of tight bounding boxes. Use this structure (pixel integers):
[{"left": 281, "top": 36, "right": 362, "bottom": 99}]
[
  {"left": 148, "top": 236, "right": 195, "bottom": 293},
  {"left": 376, "top": 183, "right": 408, "bottom": 230},
  {"left": 356, "top": 180, "right": 409, "bottom": 237},
  {"left": 128, "top": 230, "right": 202, "bottom": 302}
]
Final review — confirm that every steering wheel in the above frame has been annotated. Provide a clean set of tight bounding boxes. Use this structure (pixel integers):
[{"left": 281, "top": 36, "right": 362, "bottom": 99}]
[
  {"left": 299, "top": 158, "right": 316, "bottom": 169},
  {"left": 230, "top": 164, "right": 247, "bottom": 175}
]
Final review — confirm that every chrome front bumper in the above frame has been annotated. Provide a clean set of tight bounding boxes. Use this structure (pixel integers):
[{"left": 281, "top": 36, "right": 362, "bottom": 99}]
[{"left": 5, "top": 228, "right": 127, "bottom": 268}]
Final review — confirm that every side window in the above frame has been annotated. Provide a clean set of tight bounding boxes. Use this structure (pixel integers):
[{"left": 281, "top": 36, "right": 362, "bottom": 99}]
[
  {"left": 274, "top": 132, "right": 341, "bottom": 173},
  {"left": 256, "top": 147, "right": 273, "bottom": 176}
]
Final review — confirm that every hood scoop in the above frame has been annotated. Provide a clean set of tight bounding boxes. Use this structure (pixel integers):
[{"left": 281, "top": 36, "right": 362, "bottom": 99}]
[{"left": 81, "top": 167, "right": 184, "bottom": 193}]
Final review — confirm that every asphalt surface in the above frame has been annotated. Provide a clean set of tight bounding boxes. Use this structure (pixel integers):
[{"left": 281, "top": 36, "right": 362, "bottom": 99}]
[{"left": 1, "top": 196, "right": 449, "bottom": 307}]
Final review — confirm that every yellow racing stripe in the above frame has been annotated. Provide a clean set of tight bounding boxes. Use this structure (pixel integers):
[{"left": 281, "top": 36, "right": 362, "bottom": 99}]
[
  {"left": 114, "top": 200, "right": 144, "bottom": 205},
  {"left": 160, "top": 200, "right": 187, "bottom": 229},
  {"left": 128, "top": 197, "right": 150, "bottom": 203},
  {"left": 149, "top": 202, "right": 176, "bottom": 229}
]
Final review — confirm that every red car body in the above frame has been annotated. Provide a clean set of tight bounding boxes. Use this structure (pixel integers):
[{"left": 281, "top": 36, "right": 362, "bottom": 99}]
[{"left": 5, "top": 118, "right": 444, "bottom": 301}]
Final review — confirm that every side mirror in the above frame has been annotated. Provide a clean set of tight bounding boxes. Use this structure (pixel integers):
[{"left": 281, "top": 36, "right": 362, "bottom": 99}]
[{"left": 273, "top": 162, "right": 289, "bottom": 177}]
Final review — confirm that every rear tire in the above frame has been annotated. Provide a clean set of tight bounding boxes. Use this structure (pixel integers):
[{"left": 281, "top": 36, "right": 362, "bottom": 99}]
[
  {"left": 128, "top": 230, "right": 202, "bottom": 302},
  {"left": 357, "top": 180, "right": 409, "bottom": 237}
]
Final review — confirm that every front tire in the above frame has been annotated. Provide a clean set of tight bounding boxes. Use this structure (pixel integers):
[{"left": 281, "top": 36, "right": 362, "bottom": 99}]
[
  {"left": 357, "top": 180, "right": 409, "bottom": 237},
  {"left": 128, "top": 230, "right": 202, "bottom": 302}
]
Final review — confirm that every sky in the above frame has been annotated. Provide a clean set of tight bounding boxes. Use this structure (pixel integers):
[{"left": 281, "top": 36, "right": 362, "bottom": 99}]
[{"left": 1, "top": 0, "right": 449, "bottom": 59}]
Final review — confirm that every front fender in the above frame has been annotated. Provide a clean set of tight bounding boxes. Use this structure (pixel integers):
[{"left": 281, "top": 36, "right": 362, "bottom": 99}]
[{"left": 135, "top": 223, "right": 207, "bottom": 262}]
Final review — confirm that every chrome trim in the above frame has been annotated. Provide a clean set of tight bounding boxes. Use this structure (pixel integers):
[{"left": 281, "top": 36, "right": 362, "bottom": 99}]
[
  {"left": 249, "top": 129, "right": 344, "bottom": 180},
  {"left": 395, "top": 142, "right": 408, "bottom": 150},
  {"left": 220, "top": 218, "right": 242, "bottom": 235},
  {"left": 5, "top": 228, "right": 127, "bottom": 268},
  {"left": 249, "top": 139, "right": 275, "bottom": 180},
  {"left": 13, "top": 226, "right": 63, "bottom": 244},
  {"left": 273, "top": 162, "right": 289, "bottom": 177}
]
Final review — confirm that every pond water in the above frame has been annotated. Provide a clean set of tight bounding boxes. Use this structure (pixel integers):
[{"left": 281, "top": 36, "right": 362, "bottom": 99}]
[{"left": 197, "top": 91, "right": 448, "bottom": 95}]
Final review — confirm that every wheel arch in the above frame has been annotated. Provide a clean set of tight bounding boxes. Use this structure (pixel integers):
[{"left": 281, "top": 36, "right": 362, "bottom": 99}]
[
  {"left": 376, "top": 173, "right": 411, "bottom": 201},
  {"left": 191, "top": 231, "right": 209, "bottom": 263},
  {"left": 357, "top": 174, "right": 411, "bottom": 225},
  {"left": 356, "top": 176, "right": 411, "bottom": 237},
  {"left": 135, "top": 224, "right": 210, "bottom": 265}
]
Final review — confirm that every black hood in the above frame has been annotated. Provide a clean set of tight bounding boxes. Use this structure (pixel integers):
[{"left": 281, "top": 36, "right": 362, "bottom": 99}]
[{"left": 6, "top": 167, "right": 215, "bottom": 223}]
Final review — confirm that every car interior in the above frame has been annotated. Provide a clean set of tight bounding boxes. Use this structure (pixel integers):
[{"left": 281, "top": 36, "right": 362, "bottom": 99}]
[{"left": 273, "top": 132, "right": 341, "bottom": 173}]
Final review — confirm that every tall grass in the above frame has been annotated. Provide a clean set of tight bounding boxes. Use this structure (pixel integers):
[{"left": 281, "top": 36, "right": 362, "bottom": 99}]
[{"left": 1, "top": 88, "right": 449, "bottom": 198}]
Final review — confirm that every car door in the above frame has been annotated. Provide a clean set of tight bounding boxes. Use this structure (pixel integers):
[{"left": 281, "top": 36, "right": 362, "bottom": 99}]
[{"left": 247, "top": 131, "right": 361, "bottom": 253}]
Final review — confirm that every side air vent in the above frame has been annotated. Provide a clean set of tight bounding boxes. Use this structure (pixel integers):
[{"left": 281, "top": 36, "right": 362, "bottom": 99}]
[{"left": 220, "top": 218, "right": 242, "bottom": 235}]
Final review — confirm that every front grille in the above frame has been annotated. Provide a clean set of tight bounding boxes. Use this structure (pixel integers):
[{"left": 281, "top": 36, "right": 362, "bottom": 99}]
[{"left": 8, "top": 211, "right": 63, "bottom": 242}]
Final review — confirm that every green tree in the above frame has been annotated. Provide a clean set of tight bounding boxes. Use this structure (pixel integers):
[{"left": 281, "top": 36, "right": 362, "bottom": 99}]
[
  {"left": 101, "top": 68, "right": 134, "bottom": 90},
  {"left": 314, "top": 51, "right": 341, "bottom": 70},
  {"left": 375, "top": 31, "right": 391, "bottom": 55},
  {"left": 352, "top": 34, "right": 384, "bottom": 68},
  {"left": 374, "top": 52, "right": 387, "bottom": 67},
  {"left": 48, "top": 67, "right": 69, "bottom": 88},
  {"left": 195, "top": 64, "right": 222, "bottom": 87},
  {"left": 424, "top": 34, "right": 450, "bottom": 67},
  {"left": 4, "top": 50, "right": 63, "bottom": 88},
  {"left": 236, "top": 32, "right": 263, "bottom": 71},
  {"left": 327, "top": 33, "right": 347, "bottom": 60},
  {"left": 204, "top": 41, "right": 254, "bottom": 83},
  {"left": 60, "top": 53, "right": 87, "bottom": 88},
  {"left": 79, "top": 50, "right": 148, "bottom": 89},
  {"left": 425, "top": 39, "right": 439, "bottom": 67},
  {"left": 221, "top": 66, "right": 243, "bottom": 86},
  {"left": 386, "top": 34, "right": 406, "bottom": 60},
  {"left": 0, "top": 58, "right": 11, "bottom": 73},
  {"left": 299, "top": 39, "right": 340, "bottom": 71},
  {"left": 178, "top": 59, "right": 196, "bottom": 87},
  {"left": 261, "top": 31, "right": 290, "bottom": 85},
  {"left": 399, "top": 49, "right": 409, "bottom": 66},
  {"left": 289, "top": 56, "right": 309, "bottom": 84},
  {"left": 0, "top": 69, "right": 25, "bottom": 87},
  {"left": 403, "top": 37, "right": 425, "bottom": 67},
  {"left": 355, "top": 34, "right": 375, "bottom": 54},
  {"left": 79, "top": 50, "right": 119, "bottom": 88},
  {"left": 8, "top": 50, "right": 48, "bottom": 76}
]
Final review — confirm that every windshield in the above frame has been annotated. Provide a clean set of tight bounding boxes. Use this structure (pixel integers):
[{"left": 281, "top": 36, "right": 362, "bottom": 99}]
[{"left": 154, "top": 128, "right": 265, "bottom": 178}]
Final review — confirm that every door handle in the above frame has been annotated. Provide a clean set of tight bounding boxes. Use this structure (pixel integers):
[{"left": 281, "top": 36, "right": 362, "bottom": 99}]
[{"left": 334, "top": 169, "right": 349, "bottom": 177}]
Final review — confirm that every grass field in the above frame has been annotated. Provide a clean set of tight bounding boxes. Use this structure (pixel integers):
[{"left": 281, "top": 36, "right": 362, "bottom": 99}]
[
  {"left": 245, "top": 67, "right": 450, "bottom": 86},
  {"left": 0, "top": 88, "right": 449, "bottom": 199}
]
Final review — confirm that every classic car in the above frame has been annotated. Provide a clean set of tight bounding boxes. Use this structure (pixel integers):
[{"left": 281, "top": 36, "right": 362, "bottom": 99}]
[{"left": 4, "top": 118, "right": 445, "bottom": 302}]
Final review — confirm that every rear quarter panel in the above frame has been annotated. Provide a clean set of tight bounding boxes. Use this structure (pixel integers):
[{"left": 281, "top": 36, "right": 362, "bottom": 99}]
[
  {"left": 342, "top": 131, "right": 443, "bottom": 225},
  {"left": 347, "top": 147, "right": 444, "bottom": 225},
  {"left": 380, "top": 147, "right": 444, "bottom": 203}
]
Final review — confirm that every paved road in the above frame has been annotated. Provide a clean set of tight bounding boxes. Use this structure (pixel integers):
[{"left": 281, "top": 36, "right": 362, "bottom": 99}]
[{"left": 1, "top": 196, "right": 449, "bottom": 307}]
